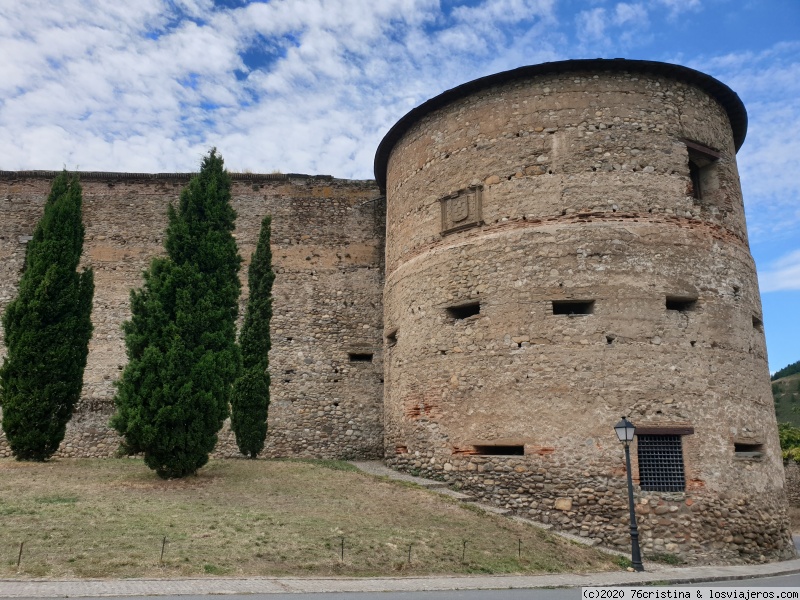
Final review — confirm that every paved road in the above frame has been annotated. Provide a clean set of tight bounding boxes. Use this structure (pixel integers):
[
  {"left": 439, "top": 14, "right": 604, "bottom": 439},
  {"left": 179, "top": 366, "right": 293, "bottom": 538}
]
[
  {"left": 9, "top": 573, "right": 800, "bottom": 600},
  {"left": 4, "top": 566, "right": 800, "bottom": 600}
]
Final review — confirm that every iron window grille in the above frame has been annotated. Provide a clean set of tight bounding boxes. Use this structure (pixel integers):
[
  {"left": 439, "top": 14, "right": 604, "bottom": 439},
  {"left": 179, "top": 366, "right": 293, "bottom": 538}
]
[{"left": 637, "top": 434, "right": 686, "bottom": 492}]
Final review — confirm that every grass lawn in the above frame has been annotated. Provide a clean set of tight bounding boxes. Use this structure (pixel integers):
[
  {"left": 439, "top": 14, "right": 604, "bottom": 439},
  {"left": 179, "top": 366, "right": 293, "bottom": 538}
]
[{"left": 0, "top": 457, "right": 618, "bottom": 579}]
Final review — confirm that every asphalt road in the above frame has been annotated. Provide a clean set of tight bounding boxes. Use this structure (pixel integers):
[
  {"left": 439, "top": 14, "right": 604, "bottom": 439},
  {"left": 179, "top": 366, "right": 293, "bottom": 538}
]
[{"left": 10, "top": 573, "right": 800, "bottom": 600}]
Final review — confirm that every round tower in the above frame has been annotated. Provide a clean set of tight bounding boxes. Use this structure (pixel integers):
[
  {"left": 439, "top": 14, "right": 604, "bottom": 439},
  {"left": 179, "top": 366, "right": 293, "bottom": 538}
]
[{"left": 375, "top": 59, "right": 792, "bottom": 562}]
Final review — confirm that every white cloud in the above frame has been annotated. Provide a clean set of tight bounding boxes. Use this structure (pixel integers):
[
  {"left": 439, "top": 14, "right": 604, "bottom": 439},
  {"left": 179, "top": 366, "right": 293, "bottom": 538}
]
[
  {"left": 759, "top": 251, "right": 800, "bottom": 293},
  {"left": 614, "top": 3, "right": 648, "bottom": 27},
  {"left": 0, "top": 0, "right": 563, "bottom": 177},
  {"left": 576, "top": 8, "right": 608, "bottom": 43},
  {"left": 653, "top": 0, "right": 701, "bottom": 17},
  {"left": 575, "top": 2, "right": 650, "bottom": 51}
]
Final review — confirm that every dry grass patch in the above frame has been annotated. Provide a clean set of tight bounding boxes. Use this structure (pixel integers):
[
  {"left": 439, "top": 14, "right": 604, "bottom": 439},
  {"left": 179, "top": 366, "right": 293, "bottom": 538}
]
[{"left": 0, "top": 458, "right": 618, "bottom": 579}]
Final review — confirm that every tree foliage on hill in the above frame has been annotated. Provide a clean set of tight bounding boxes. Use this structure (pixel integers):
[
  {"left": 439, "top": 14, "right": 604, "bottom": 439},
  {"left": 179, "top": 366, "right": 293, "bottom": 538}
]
[
  {"left": 111, "top": 149, "right": 241, "bottom": 478},
  {"left": 231, "top": 215, "right": 275, "bottom": 458},
  {"left": 779, "top": 423, "right": 800, "bottom": 461},
  {"left": 772, "top": 360, "right": 800, "bottom": 381},
  {"left": 0, "top": 172, "right": 93, "bottom": 461}
]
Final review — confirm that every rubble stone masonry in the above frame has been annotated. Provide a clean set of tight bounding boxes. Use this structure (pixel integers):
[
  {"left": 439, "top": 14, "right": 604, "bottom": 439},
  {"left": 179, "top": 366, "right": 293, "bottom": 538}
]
[
  {"left": 0, "top": 172, "right": 385, "bottom": 459},
  {"left": 376, "top": 60, "right": 793, "bottom": 563}
]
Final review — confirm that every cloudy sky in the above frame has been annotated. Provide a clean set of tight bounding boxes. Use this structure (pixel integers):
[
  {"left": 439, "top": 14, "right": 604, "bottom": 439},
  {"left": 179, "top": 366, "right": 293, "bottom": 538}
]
[{"left": 1, "top": 0, "right": 798, "bottom": 371}]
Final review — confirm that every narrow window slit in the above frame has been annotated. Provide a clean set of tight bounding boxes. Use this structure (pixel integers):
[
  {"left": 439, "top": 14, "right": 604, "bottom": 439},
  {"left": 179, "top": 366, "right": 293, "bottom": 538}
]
[
  {"left": 734, "top": 443, "right": 763, "bottom": 459},
  {"left": 684, "top": 140, "right": 721, "bottom": 203},
  {"left": 348, "top": 353, "right": 373, "bottom": 363},
  {"left": 473, "top": 445, "right": 524, "bottom": 456},
  {"left": 666, "top": 297, "right": 697, "bottom": 312},
  {"left": 446, "top": 302, "right": 480, "bottom": 320},
  {"left": 552, "top": 300, "right": 594, "bottom": 316}
]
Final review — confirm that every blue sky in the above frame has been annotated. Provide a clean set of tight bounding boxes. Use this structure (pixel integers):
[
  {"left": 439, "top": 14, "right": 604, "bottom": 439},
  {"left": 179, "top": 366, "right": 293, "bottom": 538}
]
[{"left": 0, "top": 0, "right": 798, "bottom": 371}]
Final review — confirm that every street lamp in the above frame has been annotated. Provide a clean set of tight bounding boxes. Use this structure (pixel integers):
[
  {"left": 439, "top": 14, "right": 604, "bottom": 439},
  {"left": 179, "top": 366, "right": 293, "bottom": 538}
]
[{"left": 614, "top": 416, "right": 644, "bottom": 572}]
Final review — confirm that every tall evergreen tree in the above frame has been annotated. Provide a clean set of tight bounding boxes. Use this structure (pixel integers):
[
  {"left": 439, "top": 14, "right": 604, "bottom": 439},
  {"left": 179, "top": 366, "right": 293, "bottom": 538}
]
[
  {"left": 111, "top": 149, "right": 241, "bottom": 478},
  {"left": 0, "top": 172, "right": 94, "bottom": 461},
  {"left": 231, "top": 215, "right": 274, "bottom": 458}
]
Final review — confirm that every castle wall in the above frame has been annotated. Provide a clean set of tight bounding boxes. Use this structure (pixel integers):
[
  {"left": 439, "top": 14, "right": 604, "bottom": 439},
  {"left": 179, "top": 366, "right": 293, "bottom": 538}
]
[
  {"left": 785, "top": 460, "right": 800, "bottom": 507},
  {"left": 0, "top": 172, "right": 385, "bottom": 459},
  {"left": 380, "top": 66, "right": 793, "bottom": 563}
]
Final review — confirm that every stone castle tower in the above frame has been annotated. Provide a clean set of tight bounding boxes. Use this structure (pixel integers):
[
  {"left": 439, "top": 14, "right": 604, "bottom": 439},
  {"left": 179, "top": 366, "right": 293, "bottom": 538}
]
[
  {"left": 375, "top": 59, "right": 792, "bottom": 562},
  {"left": 0, "top": 59, "right": 792, "bottom": 563}
]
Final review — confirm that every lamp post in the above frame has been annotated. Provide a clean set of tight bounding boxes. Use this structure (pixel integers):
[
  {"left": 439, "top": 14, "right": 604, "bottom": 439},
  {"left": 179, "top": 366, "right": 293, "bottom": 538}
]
[{"left": 614, "top": 416, "right": 644, "bottom": 572}]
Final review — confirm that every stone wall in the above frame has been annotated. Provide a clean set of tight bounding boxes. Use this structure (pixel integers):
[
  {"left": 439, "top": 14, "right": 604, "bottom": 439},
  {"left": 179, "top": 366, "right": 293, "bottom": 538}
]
[
  {"left": 785, "top": 460, "right": 800, "bottom": 506},
  {"left": 379, "top": 64, "right": 793, "bottom": 563},
  {"left": 0, "top": 171, "right": 385, "bottom": 459}
]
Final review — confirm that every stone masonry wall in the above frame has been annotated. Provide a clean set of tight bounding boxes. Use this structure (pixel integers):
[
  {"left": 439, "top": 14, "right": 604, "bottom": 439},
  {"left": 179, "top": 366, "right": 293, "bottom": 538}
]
[
  {"left": 785, "top": 460, "right": 800, "bottom": 506},
  {"left": 0, "top": 171, "right": 385, "bottom": 459},
  {"left": 381, "top": 67, "right": 793, "bottom": 563}
]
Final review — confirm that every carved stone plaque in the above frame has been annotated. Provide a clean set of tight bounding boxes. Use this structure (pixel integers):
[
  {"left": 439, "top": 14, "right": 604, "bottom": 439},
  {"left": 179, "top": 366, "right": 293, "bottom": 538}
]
[{"left": 440, "top": 185, "right": 482, "bottom": 234}]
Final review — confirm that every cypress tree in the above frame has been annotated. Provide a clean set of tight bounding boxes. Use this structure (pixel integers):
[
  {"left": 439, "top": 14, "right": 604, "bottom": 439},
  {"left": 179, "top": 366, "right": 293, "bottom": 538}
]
[
  {"left": 231, "top": 215, "right": 274, "bottom": 458},
  {"left": 111, "top": 149, "right": 241, "bottom": 478},
  {"left": 0, "top": 172, "right": 94, "bottom": 461}
]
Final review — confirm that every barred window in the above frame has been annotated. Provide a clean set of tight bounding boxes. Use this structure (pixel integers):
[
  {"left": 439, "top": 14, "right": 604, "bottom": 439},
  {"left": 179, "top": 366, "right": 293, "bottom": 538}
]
[{"left": 637, "top": 434, "right": 686, "bottom": 492}]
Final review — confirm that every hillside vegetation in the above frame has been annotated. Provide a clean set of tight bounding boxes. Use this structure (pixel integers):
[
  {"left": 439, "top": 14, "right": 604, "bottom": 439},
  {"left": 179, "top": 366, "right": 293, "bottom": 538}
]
[
  {"left": 773, "top": 360, "right": 800, "bottom": 381},
  {"left": 773, "top": 371, "right": 800, "bottom": 428}
]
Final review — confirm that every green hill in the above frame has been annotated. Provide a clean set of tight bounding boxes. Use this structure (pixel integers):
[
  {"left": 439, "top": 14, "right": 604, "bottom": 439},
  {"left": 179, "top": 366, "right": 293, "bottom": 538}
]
[
  {"left": 773, "top": 360, "right": 800, "bottom": 381},
  {"left": 773, "top": 372, "right": 800, "bottom": 427}
]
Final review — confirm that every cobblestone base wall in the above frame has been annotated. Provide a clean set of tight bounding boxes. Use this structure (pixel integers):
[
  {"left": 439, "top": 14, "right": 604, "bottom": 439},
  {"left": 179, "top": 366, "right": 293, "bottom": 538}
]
[
  {"left": 387, "top": 452, "right": 795, "bottom": 564},
  {"left": 785, "top": 460, "right": 800, "bottom": 506},
  {"left": 0, "top": 171, "right": 385, "bottom": 460}
]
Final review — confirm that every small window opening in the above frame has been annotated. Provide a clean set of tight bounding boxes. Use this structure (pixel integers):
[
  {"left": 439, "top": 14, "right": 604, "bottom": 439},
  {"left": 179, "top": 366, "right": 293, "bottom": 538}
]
[
  {"left": 348, "top": 352, "right": 373, "bottom": 362},
  {"left": 386, "top": 330, "right": 398, "bottom": 347},
  {"left": 447, "top": 302, "right": 480, "bottom": 320},
  {"left": 473, "top": 445, "right": 525, "bottom": 456},
  {"left": 685, "top": 141, "right": 721, "bottom": 203},
  {"left": 734, "top": 442, "right": 763, "bottom": 459},
  {"left": 552, "top": 300, "right": 594, "bottom": 315},
  {"left": 637, "top": 434, "right": 686, "bottom": 492},
  {"left": 752, "top": 316, "right": 763, "bottom": 332},
  {"left": 666, "top": 297, "right": 697, "bottom": 312}
]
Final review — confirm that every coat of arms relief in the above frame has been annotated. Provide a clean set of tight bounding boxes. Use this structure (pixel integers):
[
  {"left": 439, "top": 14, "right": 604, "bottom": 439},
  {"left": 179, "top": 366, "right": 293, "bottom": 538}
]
[{"left": 439, "top": 185, "right": 483, "bottom": 234}]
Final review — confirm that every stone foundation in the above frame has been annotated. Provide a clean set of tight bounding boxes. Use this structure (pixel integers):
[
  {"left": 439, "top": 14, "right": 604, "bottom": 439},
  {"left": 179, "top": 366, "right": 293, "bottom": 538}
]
[{"left": 387, "top": 452, "right": 795, "bottom": 564}]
